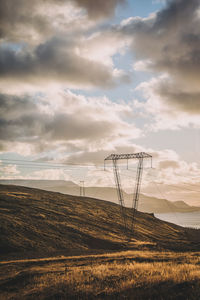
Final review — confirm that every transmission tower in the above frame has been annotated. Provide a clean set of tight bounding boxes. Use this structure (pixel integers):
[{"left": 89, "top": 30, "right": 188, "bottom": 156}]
[
  {"left": 80, "top": 180, "right": 85, "bottom": 196},
  {"left": 104, "top": 152, "right": 152, "bottom": 235}
]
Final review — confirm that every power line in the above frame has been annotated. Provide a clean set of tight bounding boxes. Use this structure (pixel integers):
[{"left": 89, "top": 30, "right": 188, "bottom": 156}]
[
  {"left": 0, "top": 158, "right": 104, "bottom": 168},
  {"left": 0, "top": 162, "right": 103, "bottom": 170},
  {"left": 1, "top": 157, "right": 200, "bottom": 194},
  {"left": 0, "top": 158, "right": 151, "bottom": 173}
]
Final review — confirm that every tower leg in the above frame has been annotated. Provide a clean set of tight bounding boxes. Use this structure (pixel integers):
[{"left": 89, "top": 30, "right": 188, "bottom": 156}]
[
  {"left": 113, "top": 159, "right": 127, "bottom": 232},
  {"left": 131, "top": 157, "right": 143, "bottom": 233}
]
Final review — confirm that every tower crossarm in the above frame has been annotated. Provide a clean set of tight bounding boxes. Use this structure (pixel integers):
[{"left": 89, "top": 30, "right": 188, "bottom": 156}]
[{"left": 104, "top": 152, "right": 152, "bottom": 161}]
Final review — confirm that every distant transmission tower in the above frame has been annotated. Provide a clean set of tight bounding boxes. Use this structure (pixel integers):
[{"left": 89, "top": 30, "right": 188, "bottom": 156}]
[
  {"left": 104, "top": 152, "right": 152, "bottom": 235},
  {"left": 80, "top": 180, "right": 85, "bottom": 197}
]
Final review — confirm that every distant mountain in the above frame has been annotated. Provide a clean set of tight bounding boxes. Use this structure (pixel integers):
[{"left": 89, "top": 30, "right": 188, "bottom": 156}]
[
  {"left": 139, "top": 194, "right": 200, "bottom": 213},
  {"left": 0, "top": 179, "right": 199, "bottom": 213},
  {"left": 0, "top": 179, "right": 78, "bottom": 189},
  {"left": 85, "top": 187, "right": 200, "bottom": 213},
  {"left": 173, "top": 201, "right": 191, "bottom": 208}
]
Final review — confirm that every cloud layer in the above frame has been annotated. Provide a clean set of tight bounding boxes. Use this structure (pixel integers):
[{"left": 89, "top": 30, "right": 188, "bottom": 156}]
[
  {"left": 120, "top": 0, "right": 200, "bottom": 125},
  {"left": 0, "top": 0, "right": 129, "bottom": 90},
  {"left": 0, "top": 91, "right": 141, "bottom": 155},
  {"left": 0, "top": 37, "right": 123, "bottom": 89},
  {"left": 0, "top": 0, "right": 125, "bottom": 41}
]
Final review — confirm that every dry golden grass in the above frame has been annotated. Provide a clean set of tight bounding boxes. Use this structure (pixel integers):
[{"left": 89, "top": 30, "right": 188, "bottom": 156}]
[
  {"left": 35, "top": 261, "right": 200, "bottom": 292},
  {"left": 1, "top": 250, "right": 200, "bottom": 299}
]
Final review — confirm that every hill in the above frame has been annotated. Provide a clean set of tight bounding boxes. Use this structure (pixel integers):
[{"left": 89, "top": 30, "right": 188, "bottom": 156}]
[
  {"left": 0, "top": 184, "right": 199, "bottom": 261},
  {"left": 0, "top": 179, "right": 199, "bottom": 213}
]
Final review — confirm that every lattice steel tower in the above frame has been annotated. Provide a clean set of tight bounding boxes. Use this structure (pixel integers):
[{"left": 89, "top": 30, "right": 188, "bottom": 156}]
[
  {"left": 104, "top": 152, "right": 152, "bottom": 235},
  {"left": 80, "top": 180, "right": 85, "bottom": 197}
]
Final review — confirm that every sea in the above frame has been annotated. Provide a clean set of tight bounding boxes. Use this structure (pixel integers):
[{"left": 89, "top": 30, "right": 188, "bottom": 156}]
[{"left": 155, "top": 212, "right": 200, "bottom": 229}]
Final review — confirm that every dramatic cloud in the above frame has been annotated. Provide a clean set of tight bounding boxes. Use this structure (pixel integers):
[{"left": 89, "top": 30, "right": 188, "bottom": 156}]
[
  {"left": 0, "top": 1, "right": 82, "bottom": 43},
  {"left": 152, "top": 81, "right": 200, "bottom": 114},
  {"left": 0, "top": 38, "right": 123, "bottom": 89},
  {"left": 136, "top": 76, "right": 200, "bottom": 130},
  {"left": 0, "top": 0, "right": 125, "bottom": 42},
  {"left": 0, "top": 0, "right": 129, "bottom": 91},
  {"left": 0, "top": 91, "right": 141, "bottom": 155},
  {"left": 120, "top": 0, "right": 200, "bottom": 119}
]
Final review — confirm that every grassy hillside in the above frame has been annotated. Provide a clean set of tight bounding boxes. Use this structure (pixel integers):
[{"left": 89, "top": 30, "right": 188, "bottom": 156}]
[{"left": 0, "top": 184, "right": 199, "bottom": 261}]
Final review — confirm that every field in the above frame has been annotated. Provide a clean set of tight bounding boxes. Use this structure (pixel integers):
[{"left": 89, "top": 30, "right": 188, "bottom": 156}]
[
  {"left": 0, "top": 184, "right": 200, "bottom": 299},
  {"left": 1, "top": 250, "right": 200, "bottom": 299}
]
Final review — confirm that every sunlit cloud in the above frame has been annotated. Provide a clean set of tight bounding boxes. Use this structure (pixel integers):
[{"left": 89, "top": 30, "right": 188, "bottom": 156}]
[
  {"left": 119, "top": 0, "right": 200, "bottom": 128},
  {"left": 0, "top": 90, "right": 141, "bottom": 157}
]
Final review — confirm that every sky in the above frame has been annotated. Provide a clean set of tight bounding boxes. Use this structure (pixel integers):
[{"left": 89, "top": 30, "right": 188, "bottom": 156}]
[{"left": 0, "top": 0, "right": 200, "bottom": 206}]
